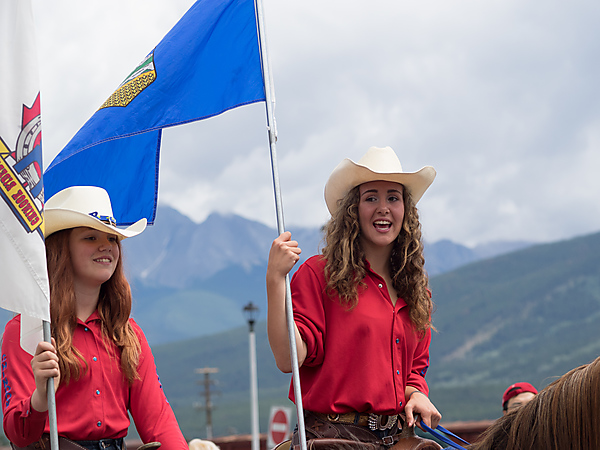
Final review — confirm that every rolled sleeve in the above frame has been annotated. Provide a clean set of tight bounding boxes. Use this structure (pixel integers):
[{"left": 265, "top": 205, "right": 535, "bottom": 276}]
[
  {"left": 406, "top": 328, "right": 431, "bottom": 395},
  {"left": 290, "top": 260, "right": 327, "bottom": 367}
]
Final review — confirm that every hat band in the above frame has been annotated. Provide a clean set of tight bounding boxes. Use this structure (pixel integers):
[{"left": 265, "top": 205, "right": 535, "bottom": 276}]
[{"left": 89, "top": 211, "right": 116, "bottom": 226}]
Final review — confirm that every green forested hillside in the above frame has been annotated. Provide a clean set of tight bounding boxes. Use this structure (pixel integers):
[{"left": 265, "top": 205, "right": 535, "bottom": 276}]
[
  {"left": 427, "top": 231, "right": 600, "bottom": 420},
  {"left": 151, "top": 231, "right": 600, "bottom": 439}
]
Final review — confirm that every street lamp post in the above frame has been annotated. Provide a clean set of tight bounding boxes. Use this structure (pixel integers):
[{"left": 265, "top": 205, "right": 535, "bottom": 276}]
[{"left": 243, "top": 302, "right": 260, "bottom": 450}]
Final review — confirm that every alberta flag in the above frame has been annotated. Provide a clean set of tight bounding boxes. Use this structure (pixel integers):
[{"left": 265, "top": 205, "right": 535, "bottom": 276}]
[
  {"left": 0, "top": 0, "right": 51, "bottom": 354},
  {"left": 44, "top": 0, "right": 266, "bottom": 225}
]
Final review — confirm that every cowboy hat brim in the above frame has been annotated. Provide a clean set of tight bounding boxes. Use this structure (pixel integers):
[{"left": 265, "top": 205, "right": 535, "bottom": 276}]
[
  {"left": 324, "top": 158, "right": 436, "bottom": 214},
  {"left": 44, "top": 208, "right": 147, "bottom": 239}
]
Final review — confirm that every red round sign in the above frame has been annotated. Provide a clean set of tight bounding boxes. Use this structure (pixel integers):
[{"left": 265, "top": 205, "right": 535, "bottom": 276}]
[{"left": 269, "top": 409, "right": 289, "bottom": 444}]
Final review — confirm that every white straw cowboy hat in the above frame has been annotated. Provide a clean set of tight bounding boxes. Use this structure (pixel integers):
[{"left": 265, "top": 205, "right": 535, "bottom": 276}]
[
  {"left": 44, "top": 186, "right": 147, "bottom": 239},
  {"left": 324, "top": 146, "right": 436, "bottom": 214}
]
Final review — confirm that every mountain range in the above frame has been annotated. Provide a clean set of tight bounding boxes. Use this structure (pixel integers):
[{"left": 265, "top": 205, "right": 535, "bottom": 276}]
[
  {"left": 120, "top": 206, "right": 532, "bottom": 344},
  {"left": 124, "top": 206, "right": 532, "bottom": 289}
]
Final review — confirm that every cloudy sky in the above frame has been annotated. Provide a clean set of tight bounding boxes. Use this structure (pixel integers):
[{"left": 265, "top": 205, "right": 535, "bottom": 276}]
[{"left": 32, "top": 0, "right": 600, "bottom": 247}]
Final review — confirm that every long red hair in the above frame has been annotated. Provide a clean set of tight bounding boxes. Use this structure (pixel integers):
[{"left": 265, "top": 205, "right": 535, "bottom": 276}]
[{"left": 45, "top": 229, "right": 141, "bottom": 384}]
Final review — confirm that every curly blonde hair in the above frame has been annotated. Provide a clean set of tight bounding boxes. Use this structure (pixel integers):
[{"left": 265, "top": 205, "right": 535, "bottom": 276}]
[
  {"left": 45, "top": 229, "right": 141, "bottom": 384},
  {"left": 321, "top": 185, "right": 433, "bottom": 332}
]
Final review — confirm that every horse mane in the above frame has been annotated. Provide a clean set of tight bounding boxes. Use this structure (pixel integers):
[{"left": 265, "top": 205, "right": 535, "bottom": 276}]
[{"left": 469, "top": 355, "right": 600, "bottom": 449}]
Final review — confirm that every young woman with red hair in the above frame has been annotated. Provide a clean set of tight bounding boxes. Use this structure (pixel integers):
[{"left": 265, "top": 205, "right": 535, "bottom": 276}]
[{"left": 1, "top": 186, "right": 187, "bottom": 450}]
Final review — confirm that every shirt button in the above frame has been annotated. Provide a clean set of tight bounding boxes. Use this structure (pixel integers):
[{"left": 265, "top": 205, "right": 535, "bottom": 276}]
[
  {"left": 84, "top": 327, "right": 89, "bottom": 332},
  {"left": 396, "top": 370, "right": 400, "bottom": 375},
  {"left": 96, "top": 390, "right": 100, "bottom": 395},
  {"left": 97, "top": 421, "right": 102, "bottom": 427},
  {"left": 93, "top": 357, "right": 98, "bottom": 362},
  {"left": 396, "top": 338, "right": 400, "bottom": 343},
  {"left": 399, "top": 402, "right": 403, "bottom": 407},
  {"left": 378, "top": 283, "right": 383, "bottom": 288}
]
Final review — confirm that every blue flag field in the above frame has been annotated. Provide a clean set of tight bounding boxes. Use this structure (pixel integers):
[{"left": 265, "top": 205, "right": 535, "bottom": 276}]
[{"left": 44, "top": 0, "right": 266, "bottom": 225}]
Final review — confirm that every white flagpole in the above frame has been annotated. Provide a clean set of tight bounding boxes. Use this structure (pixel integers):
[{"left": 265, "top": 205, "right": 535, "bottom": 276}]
[
  {"left": 43, "top": 321, "right": 60, "bottom": 450},
  {"left": 253, "top": 1, "right": 308, "bottom": 449}
]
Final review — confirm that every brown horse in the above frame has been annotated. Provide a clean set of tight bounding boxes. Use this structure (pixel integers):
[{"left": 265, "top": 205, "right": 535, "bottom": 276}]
[{"left": 468, "top": 355, "right": 600, "bottom": 449}]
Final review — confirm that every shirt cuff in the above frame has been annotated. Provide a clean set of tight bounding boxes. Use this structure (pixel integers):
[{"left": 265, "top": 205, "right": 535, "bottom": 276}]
[
  {"left": 24, "top": 396, "right": 49, "bottom": 420},
  {"left": 407, "top": 381, "right": 429, "bottom": 396}
]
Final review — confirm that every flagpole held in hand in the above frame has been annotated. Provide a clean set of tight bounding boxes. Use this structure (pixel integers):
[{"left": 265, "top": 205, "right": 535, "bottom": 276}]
[
  {"left": 43, "top": 320, "right": 59, "bottom": 450},
  {"left": 254, "top": 1, "right": 308, "bottom": 449}
]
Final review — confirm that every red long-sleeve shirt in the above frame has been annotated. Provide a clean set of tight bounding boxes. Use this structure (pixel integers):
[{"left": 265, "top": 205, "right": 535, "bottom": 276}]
[
  {"left": 1, "top": 313, "right": 187, "bottom": 449},
  {"left": 289, "top": 255, "right": 431, "bottom": 415}
]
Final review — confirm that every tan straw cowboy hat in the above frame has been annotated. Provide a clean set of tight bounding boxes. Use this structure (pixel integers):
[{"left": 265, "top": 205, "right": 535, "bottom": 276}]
[
  {"left": 324, "top": 146, "right": 436, "bottom": 214},
  {"left": 44, "top": 185, "right": 147, "bottom": 239}
]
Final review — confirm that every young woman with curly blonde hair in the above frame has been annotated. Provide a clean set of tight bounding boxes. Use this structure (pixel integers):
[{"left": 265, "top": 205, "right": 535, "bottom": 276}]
[{"left": 267, "top": 146, "right": 441, "bottom": 449}]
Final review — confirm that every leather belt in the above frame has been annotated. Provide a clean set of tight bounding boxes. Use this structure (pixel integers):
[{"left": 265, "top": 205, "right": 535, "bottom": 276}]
[{"left": 312, "top": 412, "right": 401, "bottom": 431}]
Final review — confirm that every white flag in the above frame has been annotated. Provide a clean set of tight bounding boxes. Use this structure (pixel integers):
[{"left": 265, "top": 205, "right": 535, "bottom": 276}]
[{"left": 0, "top": 0, "right": 50, "bottom": 354}]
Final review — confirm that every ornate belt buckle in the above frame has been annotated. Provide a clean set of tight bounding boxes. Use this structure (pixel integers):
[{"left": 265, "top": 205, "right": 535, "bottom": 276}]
[{"left": 367, "top": 413, "right": 398, "bottom": 431}]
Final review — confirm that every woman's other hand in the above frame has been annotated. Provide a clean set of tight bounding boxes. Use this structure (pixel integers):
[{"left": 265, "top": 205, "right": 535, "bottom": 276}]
[{"left": 404, "top": 390, "right": 441, "bottom": 430}]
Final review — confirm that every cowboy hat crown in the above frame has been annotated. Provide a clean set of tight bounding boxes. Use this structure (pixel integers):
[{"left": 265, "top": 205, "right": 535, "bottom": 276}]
[
  {"left": 324, "top": 146, "right": 436, "bottom": 214},
  {"left": 44, "top": 186, "right": 147, "bottom": 239}
]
